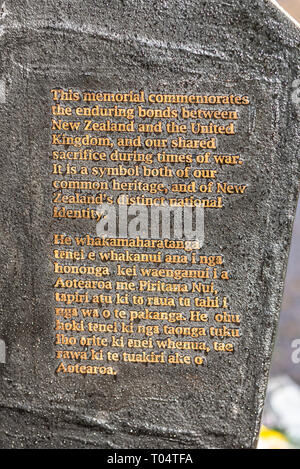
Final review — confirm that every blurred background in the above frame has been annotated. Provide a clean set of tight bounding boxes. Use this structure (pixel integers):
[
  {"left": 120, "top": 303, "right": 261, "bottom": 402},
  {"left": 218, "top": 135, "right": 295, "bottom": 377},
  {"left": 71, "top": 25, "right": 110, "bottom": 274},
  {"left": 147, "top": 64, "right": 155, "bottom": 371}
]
[
  {"left": 258, "top": 0, "right": 300, "bottom": 450},
  {"left": 276, "top": 0, "right": 300, "bottom": 20}
]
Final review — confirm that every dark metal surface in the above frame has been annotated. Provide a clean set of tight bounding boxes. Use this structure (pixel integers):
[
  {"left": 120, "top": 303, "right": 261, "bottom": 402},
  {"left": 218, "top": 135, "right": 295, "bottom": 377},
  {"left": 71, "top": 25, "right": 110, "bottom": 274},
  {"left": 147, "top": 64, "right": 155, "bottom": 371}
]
[{"left": 0, "top": 0, "right": 299, "bottom": 449}]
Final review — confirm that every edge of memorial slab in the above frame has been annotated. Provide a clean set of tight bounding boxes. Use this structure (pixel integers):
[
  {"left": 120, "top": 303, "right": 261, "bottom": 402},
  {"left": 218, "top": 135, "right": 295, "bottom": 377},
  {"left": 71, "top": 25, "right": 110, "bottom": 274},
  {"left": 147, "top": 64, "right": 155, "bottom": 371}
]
[
  {"left": 270, "top": 0, "right": 300, "bottom": 28},
  {"left": 252, "top": 2, "right": 300, "bottom": 449}
]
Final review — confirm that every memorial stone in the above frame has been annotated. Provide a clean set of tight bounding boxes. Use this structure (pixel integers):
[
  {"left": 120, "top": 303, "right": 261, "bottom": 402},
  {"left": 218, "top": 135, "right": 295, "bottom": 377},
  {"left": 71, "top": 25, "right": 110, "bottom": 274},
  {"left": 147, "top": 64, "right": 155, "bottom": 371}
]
[{"left": 0, "top": 0, "right": 299, "bottom": 449}]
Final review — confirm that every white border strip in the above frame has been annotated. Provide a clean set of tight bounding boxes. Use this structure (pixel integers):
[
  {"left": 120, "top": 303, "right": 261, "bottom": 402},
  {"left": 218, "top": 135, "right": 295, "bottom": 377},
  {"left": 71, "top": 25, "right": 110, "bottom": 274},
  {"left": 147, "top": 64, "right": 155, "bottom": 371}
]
[{"left": 269, "top": 0, "right": 300, "bottom": 29}]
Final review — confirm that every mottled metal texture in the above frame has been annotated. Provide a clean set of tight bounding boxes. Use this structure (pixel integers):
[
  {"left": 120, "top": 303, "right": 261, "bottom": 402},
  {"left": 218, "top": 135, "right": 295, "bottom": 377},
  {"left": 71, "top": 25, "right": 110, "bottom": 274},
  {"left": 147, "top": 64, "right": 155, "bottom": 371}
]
[{"left": 0, "top": 0, "right": 299, "bottom": 449}]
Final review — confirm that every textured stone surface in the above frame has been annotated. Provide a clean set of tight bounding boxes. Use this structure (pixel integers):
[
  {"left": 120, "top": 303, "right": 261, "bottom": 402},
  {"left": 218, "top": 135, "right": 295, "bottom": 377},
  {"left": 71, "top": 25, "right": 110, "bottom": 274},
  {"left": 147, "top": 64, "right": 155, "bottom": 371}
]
[{"left": 0, "top": 0, "right": 299, "bottom": 449}]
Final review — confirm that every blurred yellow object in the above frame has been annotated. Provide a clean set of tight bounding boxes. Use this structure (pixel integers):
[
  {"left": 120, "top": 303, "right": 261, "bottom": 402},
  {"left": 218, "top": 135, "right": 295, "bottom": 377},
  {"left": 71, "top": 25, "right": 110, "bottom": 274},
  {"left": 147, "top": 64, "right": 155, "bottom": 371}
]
[{"left": 257, "top": 425, "right": 293, "bottom": 449}]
